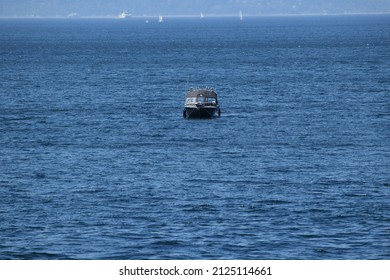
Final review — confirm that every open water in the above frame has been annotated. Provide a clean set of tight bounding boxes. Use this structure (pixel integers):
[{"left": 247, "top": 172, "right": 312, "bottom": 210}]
[{"left": 0, "top": 15, "right": 389, "bottom": 259}]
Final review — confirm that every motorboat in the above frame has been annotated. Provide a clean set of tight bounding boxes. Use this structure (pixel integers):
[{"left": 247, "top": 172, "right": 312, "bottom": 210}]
[{"left": 183, "top": 88, "right": 221, "bottom": 118}]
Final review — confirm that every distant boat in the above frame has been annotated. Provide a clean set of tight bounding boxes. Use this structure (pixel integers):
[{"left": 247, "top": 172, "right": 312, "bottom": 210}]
[
  {"left": 239, "top": 11, "right": 243, "bottom": 21},
  {"left": 118, "top": 11, "right": 131, "bottom": 19},
  {"left": 200, "top": 12, "right": 204, "bottom": 18},
  {"left": 66, "top": 13, "right": 79, "bottom": 18},
  {"left": 158, "top": 15, "right": 163, "bottom": 23},
  {"left": 183, "top": 88, "right": 221, "bottom": 118}
]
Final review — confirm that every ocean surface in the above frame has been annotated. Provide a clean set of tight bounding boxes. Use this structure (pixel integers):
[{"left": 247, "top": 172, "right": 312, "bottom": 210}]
[{"left": 0, "top": 15, "right": 389, "bottom": 260}]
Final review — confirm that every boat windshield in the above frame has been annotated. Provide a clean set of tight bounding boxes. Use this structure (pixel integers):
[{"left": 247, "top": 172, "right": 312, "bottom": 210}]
[
  {"left": 186, "top": 97, "right": 196, "bottom": 104},
  {"left": 196, "top": 95, "right": 204, "bottom": 103},
  {"left": 205, "top": 97, "right": 216, "bottom": 104}
]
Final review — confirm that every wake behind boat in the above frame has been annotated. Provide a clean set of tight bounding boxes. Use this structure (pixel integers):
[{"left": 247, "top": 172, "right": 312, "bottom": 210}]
[{"left": 183, "top": 88, "right": 221, "bottom": 118}]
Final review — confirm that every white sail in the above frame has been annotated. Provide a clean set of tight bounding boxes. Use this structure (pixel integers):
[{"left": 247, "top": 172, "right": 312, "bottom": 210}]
[
  {"left": 118, "top": 11, "right": 131, "bottom": 19},
  {"left": 239, "top": 11, "right": 243, "bottom": 20}
]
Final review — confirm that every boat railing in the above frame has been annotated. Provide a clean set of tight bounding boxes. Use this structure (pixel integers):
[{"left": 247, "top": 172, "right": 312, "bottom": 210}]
[{"left": 188, "top": 87, "right": 216, "bottom": 92}]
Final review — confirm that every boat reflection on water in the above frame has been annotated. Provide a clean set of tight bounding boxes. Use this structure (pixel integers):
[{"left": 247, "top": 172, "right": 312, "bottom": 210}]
[{"left": 183, "top": 88, "right": 221, "bottom": 118}]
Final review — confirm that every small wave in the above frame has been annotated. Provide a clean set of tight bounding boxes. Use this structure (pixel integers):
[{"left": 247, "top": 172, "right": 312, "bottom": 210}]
[{"left": 150, "top": 240, "right": 183, "bottom": 247}]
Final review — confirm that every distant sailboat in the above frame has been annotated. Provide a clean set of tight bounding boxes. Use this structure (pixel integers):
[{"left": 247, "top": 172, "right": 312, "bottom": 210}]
[
  {"left": 239, "top": 11, "right": 243, "bottom": 21},
  {"left": 200, "top": 12, "right": 204, "bottom": 18},
  {"left": 158, "top": 15, "right": 163, "bottom": 23},
  {"left": 118, "top": 11, "right": 131, "bottom": 19},
  {"left": 67, "top": 12, "right": 78, "bottom": 18}
]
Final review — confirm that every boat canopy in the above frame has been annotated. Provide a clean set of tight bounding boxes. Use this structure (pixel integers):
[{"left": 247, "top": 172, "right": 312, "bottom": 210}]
[{"left": 186, "top": 89, "right": 217, "bottom": 99}]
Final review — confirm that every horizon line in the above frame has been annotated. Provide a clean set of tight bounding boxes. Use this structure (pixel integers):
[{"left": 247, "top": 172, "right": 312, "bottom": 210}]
[{"left": 1, "top": 11, "right": 390, "bottom": 20}]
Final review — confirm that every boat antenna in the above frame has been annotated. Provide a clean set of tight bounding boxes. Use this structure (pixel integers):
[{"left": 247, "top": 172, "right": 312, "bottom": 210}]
[{"left": 186, "top": 74, "right": 190, "bottom": 93}]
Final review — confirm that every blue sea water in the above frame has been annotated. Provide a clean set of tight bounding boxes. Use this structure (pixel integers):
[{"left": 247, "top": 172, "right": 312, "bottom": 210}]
[{"left": 0, "top": 15, "right": 389, "bottom": 260}]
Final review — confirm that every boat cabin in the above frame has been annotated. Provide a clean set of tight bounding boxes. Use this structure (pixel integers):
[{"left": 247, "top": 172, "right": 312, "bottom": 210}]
[{"left": 185, "top": 89, "right": 218, "bottom": 106}]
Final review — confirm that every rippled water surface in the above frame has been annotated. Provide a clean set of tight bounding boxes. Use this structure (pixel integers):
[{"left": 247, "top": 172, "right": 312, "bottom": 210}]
[{"left": 0, "top": 15, "right": 389, "bottom": 259}]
